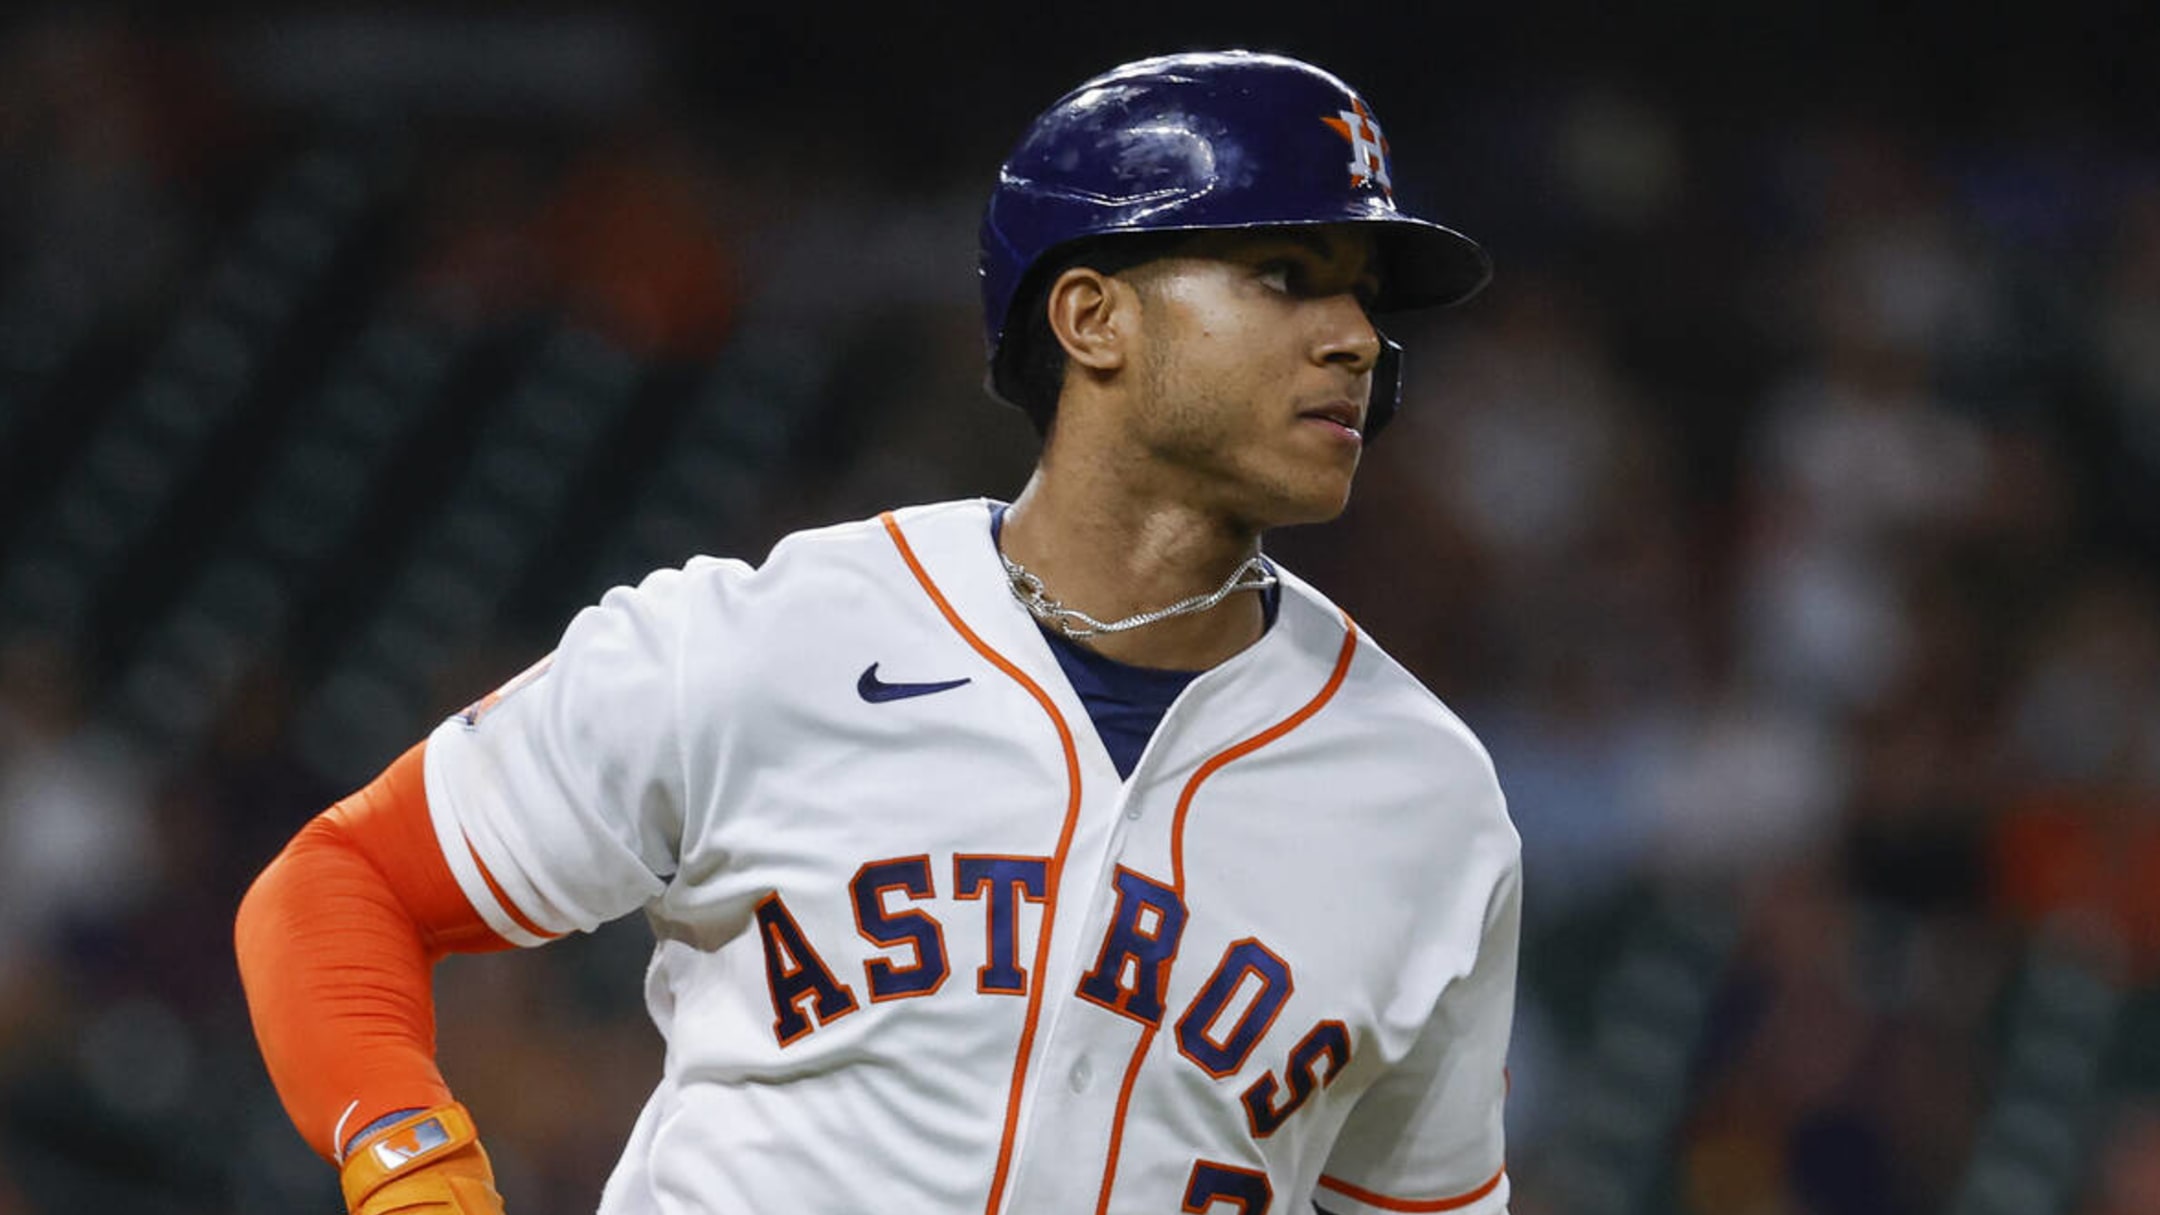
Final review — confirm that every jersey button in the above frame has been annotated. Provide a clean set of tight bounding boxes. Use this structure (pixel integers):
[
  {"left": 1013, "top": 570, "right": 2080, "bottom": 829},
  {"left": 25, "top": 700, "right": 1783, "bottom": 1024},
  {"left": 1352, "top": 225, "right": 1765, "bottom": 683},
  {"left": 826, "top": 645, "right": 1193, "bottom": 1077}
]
[
  {"left": 1124, "top": 805, "right": 1142, "bottom": 820},
  {"left": 1069, "top": 1058, "right": 1093, "bottom": 1093}
]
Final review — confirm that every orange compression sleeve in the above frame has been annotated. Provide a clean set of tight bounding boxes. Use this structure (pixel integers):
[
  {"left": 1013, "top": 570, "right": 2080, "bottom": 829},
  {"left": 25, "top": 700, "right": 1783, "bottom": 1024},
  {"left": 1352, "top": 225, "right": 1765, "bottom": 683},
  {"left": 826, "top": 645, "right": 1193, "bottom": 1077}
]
[{"left": 234, "top": 741, "right": 515, "bottom": 1161}]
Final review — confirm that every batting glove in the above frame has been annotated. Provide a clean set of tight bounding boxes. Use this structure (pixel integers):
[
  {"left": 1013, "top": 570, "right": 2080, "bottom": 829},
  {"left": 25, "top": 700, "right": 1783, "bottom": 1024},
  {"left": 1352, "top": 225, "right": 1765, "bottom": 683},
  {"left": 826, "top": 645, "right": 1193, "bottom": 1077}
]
[{"left": 340, "top": 1103, "right": 506, "bottom": 1214}]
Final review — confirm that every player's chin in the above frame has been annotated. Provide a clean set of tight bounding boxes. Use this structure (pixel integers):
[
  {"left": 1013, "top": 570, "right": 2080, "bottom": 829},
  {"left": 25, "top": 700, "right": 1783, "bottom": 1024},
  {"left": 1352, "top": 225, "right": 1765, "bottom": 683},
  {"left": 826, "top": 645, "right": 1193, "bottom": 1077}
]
[{"left": 1265, "top": 463, "right": 1359, "bottom": 527}]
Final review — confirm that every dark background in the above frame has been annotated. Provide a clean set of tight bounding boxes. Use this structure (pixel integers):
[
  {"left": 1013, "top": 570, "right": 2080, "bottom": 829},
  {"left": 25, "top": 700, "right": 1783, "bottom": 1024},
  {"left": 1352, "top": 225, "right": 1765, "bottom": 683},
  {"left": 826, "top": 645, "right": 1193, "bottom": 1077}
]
[{"left": 2, "top": 4, "right": 2159, "bottom": 1213}]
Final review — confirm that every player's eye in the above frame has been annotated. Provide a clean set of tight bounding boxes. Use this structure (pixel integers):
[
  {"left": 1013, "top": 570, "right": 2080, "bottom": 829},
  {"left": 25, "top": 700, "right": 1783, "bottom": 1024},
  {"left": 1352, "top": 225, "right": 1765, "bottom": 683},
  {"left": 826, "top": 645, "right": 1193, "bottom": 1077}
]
[{"left": 1256, "top": 253, "right": 1373, "bottom": 306}]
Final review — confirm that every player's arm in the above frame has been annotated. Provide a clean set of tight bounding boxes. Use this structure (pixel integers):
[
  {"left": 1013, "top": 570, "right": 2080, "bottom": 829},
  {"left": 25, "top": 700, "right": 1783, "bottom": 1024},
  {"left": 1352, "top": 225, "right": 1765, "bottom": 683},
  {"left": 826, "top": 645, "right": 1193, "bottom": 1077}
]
[
  {"left": 237, "top": 565, "right": 698, "bottom": 1212},
  {"left": 235, "top": 740, "right": 516, "bottom": 1214},
  {"left": 1313, "top": 852, "right": 1522, "bottom": 1215}
]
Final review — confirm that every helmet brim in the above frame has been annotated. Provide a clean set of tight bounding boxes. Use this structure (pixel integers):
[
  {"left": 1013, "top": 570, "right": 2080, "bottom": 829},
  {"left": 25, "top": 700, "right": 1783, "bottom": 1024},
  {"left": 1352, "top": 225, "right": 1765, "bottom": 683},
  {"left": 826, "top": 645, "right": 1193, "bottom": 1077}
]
[{"left": 1366, "top": 216, "right": 1493, "bottom": 314}]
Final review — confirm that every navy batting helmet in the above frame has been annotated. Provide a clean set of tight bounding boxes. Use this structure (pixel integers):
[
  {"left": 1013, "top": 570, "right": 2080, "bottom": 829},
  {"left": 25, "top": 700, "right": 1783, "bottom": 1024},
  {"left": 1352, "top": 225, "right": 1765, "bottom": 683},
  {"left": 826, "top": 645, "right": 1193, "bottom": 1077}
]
[{"left": 979, "top": 50, "right": 1491, "bottom": 437}]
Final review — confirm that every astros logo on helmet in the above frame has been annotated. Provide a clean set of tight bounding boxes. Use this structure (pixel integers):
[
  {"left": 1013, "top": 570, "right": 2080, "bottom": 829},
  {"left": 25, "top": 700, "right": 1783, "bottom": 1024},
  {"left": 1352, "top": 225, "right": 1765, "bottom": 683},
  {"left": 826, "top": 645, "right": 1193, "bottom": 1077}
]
[{"left": 1322, "top": 98, "right": 1393, "bottom": 195}]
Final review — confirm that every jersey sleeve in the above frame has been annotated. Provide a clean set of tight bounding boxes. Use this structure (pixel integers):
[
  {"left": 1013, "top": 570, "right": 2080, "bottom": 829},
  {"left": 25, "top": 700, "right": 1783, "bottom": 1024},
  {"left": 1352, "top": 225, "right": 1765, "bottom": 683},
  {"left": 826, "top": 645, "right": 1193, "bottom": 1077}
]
[
  {"left": 421, "top": 563, "right": 710, "bottom": 943},
  {"left": 1316, "top": 856, "right": 1521, "bottom": 1215}
]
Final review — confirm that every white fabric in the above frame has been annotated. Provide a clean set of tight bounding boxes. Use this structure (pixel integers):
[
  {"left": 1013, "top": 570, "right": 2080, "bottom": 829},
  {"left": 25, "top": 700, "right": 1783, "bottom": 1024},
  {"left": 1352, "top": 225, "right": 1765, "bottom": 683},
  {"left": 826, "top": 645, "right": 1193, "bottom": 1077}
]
[{"left": 424, "top": 499, "right": 1520, "bottom": 1215}]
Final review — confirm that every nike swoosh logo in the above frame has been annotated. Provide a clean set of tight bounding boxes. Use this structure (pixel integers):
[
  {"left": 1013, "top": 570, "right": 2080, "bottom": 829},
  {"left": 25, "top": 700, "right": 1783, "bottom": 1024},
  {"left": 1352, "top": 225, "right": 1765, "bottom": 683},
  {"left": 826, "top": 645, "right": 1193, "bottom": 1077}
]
[{"left": 857, "top": 663, "right": 972, "bottom": 703}]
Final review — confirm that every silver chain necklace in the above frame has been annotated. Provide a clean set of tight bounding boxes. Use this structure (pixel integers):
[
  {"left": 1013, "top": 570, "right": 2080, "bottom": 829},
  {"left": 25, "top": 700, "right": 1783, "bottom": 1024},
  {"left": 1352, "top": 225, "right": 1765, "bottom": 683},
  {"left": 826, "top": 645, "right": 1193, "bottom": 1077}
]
[{"left": 998, "top": 548, "right": 1278, "bottom": 639}]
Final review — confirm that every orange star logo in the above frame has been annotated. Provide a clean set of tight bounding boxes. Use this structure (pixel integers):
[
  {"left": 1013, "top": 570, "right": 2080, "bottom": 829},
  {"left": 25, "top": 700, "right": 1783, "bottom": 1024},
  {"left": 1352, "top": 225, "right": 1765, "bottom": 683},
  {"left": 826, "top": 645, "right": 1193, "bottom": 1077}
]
[{"left": 1322, "top": 99, "right": 1393, "bottom": 196}]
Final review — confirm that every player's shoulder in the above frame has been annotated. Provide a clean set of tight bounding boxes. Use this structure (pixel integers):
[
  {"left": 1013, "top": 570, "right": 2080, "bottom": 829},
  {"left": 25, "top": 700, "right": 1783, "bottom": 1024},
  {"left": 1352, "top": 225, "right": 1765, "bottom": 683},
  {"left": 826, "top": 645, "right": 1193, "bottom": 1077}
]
[
  {"left": 1271, "top": 564, "right": 1479, "bottom": 742},
  {"left": 724, "top": 499, "right": 994, "bottom": 605},
  {"left": 621, "top": 498, "right": 991, "bottom": 604},
  {"left": 1274, "top": 565, "right": 1514, "bottom": 836},
  {"left": 759, "top": 497, "right": 991, "bottom": 563}
]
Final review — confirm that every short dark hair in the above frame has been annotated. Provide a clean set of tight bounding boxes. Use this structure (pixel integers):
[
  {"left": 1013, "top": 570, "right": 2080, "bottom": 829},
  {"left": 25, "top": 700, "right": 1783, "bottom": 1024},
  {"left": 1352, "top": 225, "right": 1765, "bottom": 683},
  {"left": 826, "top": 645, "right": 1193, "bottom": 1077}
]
[{"left": 999, "top": 231, "right": 1195, "bottom": 436}]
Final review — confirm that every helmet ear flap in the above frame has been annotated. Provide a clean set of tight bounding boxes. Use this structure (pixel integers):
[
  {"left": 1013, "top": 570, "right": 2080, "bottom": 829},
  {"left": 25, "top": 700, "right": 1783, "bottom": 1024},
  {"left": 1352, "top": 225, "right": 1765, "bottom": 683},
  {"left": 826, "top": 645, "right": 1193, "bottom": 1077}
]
[{"left": 1365, "top": 332, "right": 1404, "bottom": 439}]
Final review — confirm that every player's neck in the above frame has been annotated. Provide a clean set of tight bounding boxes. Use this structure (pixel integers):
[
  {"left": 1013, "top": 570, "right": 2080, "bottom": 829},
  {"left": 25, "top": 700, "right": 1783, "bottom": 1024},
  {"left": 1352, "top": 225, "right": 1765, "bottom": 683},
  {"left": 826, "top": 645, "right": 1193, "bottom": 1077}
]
[{"left": 999, "top": 469, "right": 1267, "bottom": 671}]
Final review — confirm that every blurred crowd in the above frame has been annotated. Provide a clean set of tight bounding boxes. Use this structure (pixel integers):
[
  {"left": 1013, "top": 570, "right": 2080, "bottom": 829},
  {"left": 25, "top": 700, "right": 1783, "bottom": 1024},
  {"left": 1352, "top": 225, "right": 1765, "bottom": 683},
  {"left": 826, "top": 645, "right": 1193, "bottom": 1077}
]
[{"left": 1, "top": 10, "right": 2157, "bottom": 1215}]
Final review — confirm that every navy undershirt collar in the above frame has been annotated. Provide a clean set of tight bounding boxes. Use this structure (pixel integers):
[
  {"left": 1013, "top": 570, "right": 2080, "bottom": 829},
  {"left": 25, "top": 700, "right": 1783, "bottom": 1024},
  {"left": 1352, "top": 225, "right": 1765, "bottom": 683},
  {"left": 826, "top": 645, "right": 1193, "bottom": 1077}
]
[{"left": 989, "top": 505, "right": 1277, "bottom": 779}]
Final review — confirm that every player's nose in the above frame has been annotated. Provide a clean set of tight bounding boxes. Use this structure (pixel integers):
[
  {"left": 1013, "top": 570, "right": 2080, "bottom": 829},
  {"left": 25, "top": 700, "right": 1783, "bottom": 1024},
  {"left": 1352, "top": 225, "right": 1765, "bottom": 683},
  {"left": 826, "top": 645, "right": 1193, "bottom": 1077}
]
[{"left": 1312, "top": 295, "right": 1382, "bottom": 375}]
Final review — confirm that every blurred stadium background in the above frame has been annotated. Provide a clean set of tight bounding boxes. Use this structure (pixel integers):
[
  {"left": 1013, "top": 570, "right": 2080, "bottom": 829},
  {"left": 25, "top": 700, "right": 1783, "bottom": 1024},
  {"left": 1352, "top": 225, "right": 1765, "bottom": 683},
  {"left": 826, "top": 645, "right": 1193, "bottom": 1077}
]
[{"left": 2, "top": 4, "right": 2158, "bottom": 1213}]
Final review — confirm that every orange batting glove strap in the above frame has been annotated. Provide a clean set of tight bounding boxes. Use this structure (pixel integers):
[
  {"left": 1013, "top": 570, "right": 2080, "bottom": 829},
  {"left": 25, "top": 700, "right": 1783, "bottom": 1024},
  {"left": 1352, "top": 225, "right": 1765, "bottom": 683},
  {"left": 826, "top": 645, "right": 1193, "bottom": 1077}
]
[{"left": 339, "top": 1103, "right": 504, "bottom": 1214}]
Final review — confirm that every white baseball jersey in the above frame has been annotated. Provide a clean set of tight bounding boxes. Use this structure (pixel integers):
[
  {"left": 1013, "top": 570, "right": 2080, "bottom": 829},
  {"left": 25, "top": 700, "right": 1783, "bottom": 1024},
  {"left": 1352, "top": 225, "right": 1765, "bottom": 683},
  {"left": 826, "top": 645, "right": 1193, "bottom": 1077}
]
[{"left": 422, "top": 498, "right": 1520, "bottom": 1215}]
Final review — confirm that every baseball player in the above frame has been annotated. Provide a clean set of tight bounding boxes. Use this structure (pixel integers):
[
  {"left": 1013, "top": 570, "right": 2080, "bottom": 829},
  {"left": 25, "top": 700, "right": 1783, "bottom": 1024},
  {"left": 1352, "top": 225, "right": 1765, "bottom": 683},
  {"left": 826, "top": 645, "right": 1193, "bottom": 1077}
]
[{"left": 236, "top": 50, "right": 1520, "bottom": 1215}]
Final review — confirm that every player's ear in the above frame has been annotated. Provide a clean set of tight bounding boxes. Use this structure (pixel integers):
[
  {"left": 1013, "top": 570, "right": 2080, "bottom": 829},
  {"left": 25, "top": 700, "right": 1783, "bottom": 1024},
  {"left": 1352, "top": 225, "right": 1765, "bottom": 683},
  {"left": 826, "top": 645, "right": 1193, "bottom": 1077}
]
[{"left": 1044, "top": 266, "right": 1133, "bottom": 374}]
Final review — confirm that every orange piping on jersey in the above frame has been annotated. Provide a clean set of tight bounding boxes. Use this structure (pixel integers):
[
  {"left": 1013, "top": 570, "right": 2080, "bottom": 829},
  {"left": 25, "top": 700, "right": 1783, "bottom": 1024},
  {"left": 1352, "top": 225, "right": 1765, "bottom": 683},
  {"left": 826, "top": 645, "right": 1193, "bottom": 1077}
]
[
  {"left": 466, "top": 837, "right": 562, "bottom": 942},
  {"left": 880, "top": 511, "right": 1086, "bottom": 1215},
  {"left": 1093, "top": 1023, "right": 1158, "bottom": 1215},
  {"left": 1171, "top": 615, "right": 1359, "bottom": 884},
  {"left": 1093, "top": 612, "right": 1361, "bottom": 1214},
  {"left": 1316, "top": 1163, "right": 1507, "bottom": 1212}
]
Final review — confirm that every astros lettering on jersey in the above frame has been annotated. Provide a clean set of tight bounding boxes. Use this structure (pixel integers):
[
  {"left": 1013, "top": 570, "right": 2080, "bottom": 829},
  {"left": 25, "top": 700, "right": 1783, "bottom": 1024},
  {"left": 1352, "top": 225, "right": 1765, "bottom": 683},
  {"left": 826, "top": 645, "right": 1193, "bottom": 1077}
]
[{"left": 422, "top": 500, "right": 1520, "bottom": 1214}]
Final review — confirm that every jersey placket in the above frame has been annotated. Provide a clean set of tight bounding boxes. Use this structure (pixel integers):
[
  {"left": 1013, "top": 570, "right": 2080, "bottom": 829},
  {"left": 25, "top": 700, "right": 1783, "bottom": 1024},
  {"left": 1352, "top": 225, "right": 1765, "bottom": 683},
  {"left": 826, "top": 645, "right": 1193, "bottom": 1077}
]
[
  {"left": 879, "top": 507, "right": 1345, "bottom": 1213},
  {"left": 975, "top": 574, "right": 1204, "bottom": 1201},
  {"left": 995, "top": 777, "right": 1160, "bottom": 1213},
  {"left": 994, "top": 663, "right": 1251, "bottom": 1215}
]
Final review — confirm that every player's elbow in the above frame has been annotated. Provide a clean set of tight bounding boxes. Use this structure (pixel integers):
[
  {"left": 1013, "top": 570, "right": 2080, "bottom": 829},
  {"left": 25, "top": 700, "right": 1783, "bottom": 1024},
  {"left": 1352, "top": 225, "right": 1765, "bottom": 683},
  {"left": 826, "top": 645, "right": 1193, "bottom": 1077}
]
[{"left": 234, "top": 816, "right": 326, "bottom": 975}]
